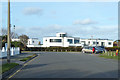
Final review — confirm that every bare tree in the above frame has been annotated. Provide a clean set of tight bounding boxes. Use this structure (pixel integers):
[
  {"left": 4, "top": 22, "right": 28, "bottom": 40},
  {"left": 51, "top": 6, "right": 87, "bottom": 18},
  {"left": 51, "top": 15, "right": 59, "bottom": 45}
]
[
  {"left": 0, "top": 28, "right": 18, "bottom": 38},
  {"left": 1, "top": 28, "right": 7, "bottom": 36},
  {"left": 19, "top": 35, "right": 29, "bottom": 46},
  {"left": 10, "top": 32, "right": 19, "bottom": 39}
]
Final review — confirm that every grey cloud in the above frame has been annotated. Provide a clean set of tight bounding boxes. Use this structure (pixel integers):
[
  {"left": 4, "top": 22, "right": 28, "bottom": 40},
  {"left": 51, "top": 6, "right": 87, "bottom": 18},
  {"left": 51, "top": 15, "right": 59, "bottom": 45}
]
[{"left": 23, "top": 7, "right": 43, "bottom": 16}]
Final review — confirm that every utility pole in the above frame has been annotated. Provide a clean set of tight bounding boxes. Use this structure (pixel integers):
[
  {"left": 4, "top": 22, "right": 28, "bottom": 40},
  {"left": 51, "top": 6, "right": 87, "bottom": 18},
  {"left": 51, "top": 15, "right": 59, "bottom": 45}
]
[{"left": 7, "top": 0, "right": 11, "bottom": 63}]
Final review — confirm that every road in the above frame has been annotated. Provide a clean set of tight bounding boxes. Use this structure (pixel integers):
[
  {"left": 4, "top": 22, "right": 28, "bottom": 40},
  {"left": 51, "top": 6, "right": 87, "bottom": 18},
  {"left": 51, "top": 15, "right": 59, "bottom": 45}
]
[{"left": 9, "top": 52, "right": 118, "bottom": 78}]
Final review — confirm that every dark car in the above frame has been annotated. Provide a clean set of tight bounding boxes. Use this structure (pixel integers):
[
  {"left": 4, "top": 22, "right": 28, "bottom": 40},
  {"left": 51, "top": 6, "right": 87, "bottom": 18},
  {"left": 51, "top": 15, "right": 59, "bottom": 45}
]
[{"left": 96, "top": 46, "right": 107, "bottom": 53}]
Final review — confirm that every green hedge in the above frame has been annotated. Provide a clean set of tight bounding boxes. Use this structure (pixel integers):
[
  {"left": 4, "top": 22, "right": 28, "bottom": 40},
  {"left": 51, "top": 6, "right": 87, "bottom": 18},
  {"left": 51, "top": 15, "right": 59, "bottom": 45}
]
[
  {"left": 105, "top": 46, "right": 120, "bottom": 51},
  {"left": 26, "top": 47, "right": 82, "bottom": 52},
  {"left": 25, "top": 46, "right": 120, "bottom": 52}
]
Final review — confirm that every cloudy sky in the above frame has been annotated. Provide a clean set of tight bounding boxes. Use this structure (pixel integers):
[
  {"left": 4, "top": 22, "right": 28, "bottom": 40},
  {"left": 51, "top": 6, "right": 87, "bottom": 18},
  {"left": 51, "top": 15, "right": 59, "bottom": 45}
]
[{"left": 1, "top": 2, "right": 118, "bottom": 43}]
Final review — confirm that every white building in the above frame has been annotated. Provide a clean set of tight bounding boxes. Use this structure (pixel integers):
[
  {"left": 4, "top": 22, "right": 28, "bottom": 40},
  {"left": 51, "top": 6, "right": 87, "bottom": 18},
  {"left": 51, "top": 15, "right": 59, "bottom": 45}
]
[
  {"left": 11, "top": 38, "right": 20, "bottom": 42},
  {"left": 80, "top": 38, "right": 113, "bottom": 47},
  {"left": 27, "top": 32, "right": 113, "bottom": 47},
  {"left": 43, "top": 32, "right": 82, "bottom": 47},
  {"left": 27, "top": 38, "right": 42, "bottom": 47}
]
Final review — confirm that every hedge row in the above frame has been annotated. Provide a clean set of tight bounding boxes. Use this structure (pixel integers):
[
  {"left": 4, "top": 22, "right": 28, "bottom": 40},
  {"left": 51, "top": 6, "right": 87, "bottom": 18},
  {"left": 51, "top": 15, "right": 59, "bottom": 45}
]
[
  {"left": 25, "top": 47, "right": 82, "bottom": 52},
  {"left": 25, "top": 46, "right": 120, "bottom": 52},
  {"left": 105, "top": 47, "right": 120, "bottom": 51}
]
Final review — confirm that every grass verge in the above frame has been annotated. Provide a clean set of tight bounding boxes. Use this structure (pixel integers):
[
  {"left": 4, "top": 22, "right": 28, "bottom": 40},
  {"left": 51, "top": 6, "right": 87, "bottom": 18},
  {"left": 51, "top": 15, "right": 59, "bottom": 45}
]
[
  {"left": 19, "top": 54, "right": 37, "bottom": 61},
  {"left": 0, "top": 63, "right": 19, "bottom": 74},
  {"left": 99, "top": 52, "right": 119, "bottom": 60}
]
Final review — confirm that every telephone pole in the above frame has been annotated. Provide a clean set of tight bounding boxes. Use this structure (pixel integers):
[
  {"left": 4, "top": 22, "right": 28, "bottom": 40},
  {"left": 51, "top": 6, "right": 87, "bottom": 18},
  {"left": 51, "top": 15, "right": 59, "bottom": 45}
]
[{"left": 7, "top": 0, "right": 11, "bottom": 63}]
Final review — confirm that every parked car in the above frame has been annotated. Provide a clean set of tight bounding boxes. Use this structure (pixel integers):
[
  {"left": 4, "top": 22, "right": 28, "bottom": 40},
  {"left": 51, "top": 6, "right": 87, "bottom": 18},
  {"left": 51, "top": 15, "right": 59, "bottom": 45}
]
[
  {"left": 82, "top": 46, "right": 104, "bottom": 54},
  {"left": 96, "top": 46, "right": 107, "bottom": 53}
]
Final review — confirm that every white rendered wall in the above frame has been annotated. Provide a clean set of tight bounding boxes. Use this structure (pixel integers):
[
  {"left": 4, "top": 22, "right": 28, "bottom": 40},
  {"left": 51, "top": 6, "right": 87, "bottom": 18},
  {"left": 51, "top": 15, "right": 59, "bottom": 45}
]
[{"left": 28, "top": 39, "right": 39, "bottom": 45}]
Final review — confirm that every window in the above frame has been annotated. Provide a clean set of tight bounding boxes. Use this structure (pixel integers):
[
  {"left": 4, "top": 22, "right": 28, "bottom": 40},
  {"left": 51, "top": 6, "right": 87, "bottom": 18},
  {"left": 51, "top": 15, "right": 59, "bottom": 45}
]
[
  {"left": 67, "top": 39, "right": 73, "bottom": 44},
  {"left": 50, "top": 39, "right": 62, "bottom": 42},
  {"left": 97, "top": 42, "right": 99, "bottom": 44},
  {"left": 108, "top": 42, "right": 112, "bottom": 45},
  {"left": 101, "top": 42, "right": 105, "bottom": 46},
  {"left": 29, "top": 41, "right": 30, "bottom": 45},
  {"left": 93, "top": 42, "right": 95, "bottom": 44},
  {"left": 32, "top": 41, "right": 34, "bottom": 43},
  {"left": 74, "top": 40, "right": 79, "bottom": 44},
  {"left": 85, "top": 47, "right": 89, "bottom": 49},
  {"left": 88, "top": 41, "right": 90, "bottom": 44},
  {"left": 60, "top": 34, "right": 66, "bottom": 37}
]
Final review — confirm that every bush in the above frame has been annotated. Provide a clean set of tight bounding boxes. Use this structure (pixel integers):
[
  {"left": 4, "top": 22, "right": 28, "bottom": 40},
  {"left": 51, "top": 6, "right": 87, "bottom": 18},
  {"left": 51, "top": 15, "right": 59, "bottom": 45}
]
[{"left": 105, "top": 46, "right": 120, "bottom": 51}]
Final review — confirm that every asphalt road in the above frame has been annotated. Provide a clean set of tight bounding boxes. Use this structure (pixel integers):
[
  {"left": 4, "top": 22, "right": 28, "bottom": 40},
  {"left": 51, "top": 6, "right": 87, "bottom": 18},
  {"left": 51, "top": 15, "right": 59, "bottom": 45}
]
[{"left": 10, "top": 52, "right": 118, "bottom": 78}]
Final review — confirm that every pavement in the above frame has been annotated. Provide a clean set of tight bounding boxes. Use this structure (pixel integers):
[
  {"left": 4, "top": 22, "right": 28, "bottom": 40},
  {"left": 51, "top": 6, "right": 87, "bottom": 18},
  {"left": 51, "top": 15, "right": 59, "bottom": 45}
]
[
  {"left": 0, "top": 53, "right": 34, "bottom": 65},
  {"left": 7, "top": 52, "right": 118, "bottom": 78}
]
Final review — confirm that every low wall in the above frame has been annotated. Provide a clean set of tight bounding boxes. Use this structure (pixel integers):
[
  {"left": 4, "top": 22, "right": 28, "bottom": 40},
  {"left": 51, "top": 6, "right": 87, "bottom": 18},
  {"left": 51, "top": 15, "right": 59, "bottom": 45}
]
[{"left": 0, "top": 47, "right": 20, "bottom": 58}]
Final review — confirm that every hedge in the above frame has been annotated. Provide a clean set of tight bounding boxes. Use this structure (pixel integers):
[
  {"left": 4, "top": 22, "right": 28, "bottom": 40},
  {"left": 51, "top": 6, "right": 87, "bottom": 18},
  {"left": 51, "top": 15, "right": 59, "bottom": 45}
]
[
  {"left": 24, "top": 46, "right": 120, "bottom": 52},
  {"left": 25, "top": 46, "right": 83, "bottom": 52}
]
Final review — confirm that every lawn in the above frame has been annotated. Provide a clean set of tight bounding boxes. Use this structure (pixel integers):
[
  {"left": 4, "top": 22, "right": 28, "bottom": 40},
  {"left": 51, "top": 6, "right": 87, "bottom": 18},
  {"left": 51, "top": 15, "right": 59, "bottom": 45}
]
[
  {"left": 99, "top": 51, "right": 119, "bottom": 60},
  {"left": 0, "top": 63, "right": 19, "bottom": 74},
  {"left": 19, "top": 54, "right": 37, "bottom": 61}
]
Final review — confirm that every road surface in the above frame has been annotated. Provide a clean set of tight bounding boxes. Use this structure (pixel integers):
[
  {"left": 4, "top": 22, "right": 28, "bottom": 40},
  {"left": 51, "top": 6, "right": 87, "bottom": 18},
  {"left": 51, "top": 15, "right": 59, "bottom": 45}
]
[{"left": 9, "top": 52, "right": 118, "bottom": 78}]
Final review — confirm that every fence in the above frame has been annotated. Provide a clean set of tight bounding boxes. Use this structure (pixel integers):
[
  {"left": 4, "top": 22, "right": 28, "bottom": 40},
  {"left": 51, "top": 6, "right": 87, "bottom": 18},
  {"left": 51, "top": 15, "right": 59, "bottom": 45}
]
[
  {"left": 100, "top": 51, "right": 119, "bottom": 58},
  {"left": 0, "top": 47, "right": 20, "bottom": 58}
]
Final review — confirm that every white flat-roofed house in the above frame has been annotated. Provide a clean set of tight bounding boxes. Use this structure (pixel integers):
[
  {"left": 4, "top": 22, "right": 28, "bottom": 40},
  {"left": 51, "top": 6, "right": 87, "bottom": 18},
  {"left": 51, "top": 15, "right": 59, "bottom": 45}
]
[
  {"left": 80, "top": 39, "right": 113, "bottom": 47},
  {"left": 42, "top": 32, "right": 82, "bottom": 47},
  {"left": 27, "top": 38, "right": 41, "bottom": 47}
]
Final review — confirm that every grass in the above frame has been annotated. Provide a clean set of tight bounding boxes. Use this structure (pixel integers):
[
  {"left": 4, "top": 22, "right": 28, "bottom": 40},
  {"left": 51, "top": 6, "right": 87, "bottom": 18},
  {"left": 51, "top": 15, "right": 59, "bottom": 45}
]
[
  {"left": 19, "top": 54, "right": 37, "bottom": 61},
  {"left": 0, "top": 63, "right": 19, "bottom": 74},
  {"left": 99, "top": 51, "right": 120, "bottom": 60}
]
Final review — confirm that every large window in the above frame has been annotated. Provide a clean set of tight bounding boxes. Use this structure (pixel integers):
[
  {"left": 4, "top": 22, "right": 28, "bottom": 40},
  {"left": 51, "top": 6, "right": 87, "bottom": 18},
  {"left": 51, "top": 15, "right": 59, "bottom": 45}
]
[
  {"left": 108, "top": 42, "right": 112, "bottom": 45},
  {"left": 67, "top": 39, "right": 73, "bottom": 44},
  {"left": 74, "top": 40, "right": 79, "bottom": 44},
  {"left": 50, "top": 39, "right": 62, "bottom": 42}
]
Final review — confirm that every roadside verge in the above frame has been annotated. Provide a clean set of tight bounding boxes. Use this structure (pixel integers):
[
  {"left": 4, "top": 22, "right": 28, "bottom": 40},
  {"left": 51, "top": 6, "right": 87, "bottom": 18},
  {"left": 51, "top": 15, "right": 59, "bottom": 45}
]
[{"left": 2, "top": 54, "right": 38, "bottom": 79}]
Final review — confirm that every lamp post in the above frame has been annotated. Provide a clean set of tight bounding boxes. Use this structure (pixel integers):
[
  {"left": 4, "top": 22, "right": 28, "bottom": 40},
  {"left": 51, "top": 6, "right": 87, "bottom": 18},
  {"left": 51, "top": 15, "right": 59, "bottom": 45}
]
[
  {"left": 7, "top": 0, "right": 11, "bottom": 63},
  {"left": 13, "top": 25, "right": 15, "bottom": 39},
  {"left": 91, "top": 35, "right": 93, "bottom": 46}
]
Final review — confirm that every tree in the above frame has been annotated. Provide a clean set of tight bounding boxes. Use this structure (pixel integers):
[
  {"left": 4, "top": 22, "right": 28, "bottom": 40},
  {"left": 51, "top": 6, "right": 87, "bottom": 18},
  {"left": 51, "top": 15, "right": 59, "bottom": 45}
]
[
  {"left": 1, "top": 35, "right": 7, "bottom": 43},
  {"left": 0, "top": 28, "right": 18, "bottom": 38},
  {"left": 114, "top": 40, "right": 120, "bottom": 47},
  {"left": 19, "top": 35, "right": 29, "bottom": 46},
  {"left": 1, "top": 28, "right": 7, "bottom": 36}
]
